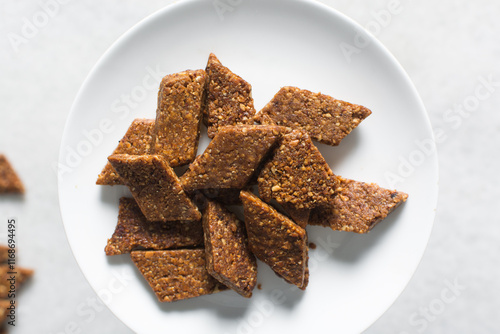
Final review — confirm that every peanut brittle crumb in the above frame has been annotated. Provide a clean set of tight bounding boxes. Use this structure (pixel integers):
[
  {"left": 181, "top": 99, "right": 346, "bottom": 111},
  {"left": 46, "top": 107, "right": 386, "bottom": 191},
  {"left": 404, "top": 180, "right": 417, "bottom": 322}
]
[
  {"left": 258, "top": 130, "right": 337, "bottom": 209},
  {"left": 0, "top": 265, "right": 34, "bottom": 298},
  {"left": 309, "top": 176, "right": 408, "bottom": 233},
  {"left": 205, "top": 53, "right": 256, "bottom": 138},
  {"left": 153, "top": 70, "right": 207, "bottom": 167},
  {"left": 203, "top": 199, "right": 257, "bottom": 298},
  {"left": 105, "top": 197, "right": 204, "bottom": 256},
  {"left": 96, "top": 119, "right": 155, "bottom": 186},
  {"left": 130, "top": 249, "right": 226, "bottom": 302},
  {"left": 180, "top": 125, "right": 284, "bottom": 192},
  {"left": 255, "top": 86, "right": 371, "bottom": 146},
  {"left": 0, "top": 155, "right": 24, "bottom": 194},
  {"left": 108, "top": 154, "right": 201, "bottom": 222},
  {"left": 240, "top": 191, "right": 308, "bottom": 290}
]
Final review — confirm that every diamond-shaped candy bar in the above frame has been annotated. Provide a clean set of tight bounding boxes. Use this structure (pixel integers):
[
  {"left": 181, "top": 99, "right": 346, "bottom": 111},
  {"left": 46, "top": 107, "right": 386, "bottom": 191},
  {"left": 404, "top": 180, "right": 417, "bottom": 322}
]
[
  {"left": 205, "top": 53, "right": 256, "bottom": 138},
  {"left": 108, "top": 154, "right": 201, "bottom": 222},
  {"left": 256, "top": 86, "right": 371, "bottom": 146}
]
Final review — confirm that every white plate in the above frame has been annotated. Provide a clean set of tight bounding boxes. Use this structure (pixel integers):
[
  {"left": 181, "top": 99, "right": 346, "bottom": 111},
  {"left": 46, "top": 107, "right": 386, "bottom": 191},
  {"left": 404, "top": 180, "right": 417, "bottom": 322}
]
[{"left": 58, "top": 0, "right": 438, "bottom": 333}]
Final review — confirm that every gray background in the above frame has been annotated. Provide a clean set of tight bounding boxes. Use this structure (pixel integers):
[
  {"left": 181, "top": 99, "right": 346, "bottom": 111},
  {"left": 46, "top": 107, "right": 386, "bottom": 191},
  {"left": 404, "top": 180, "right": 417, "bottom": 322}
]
[{"left": 0, "top": 0, "right": 498, "bottom": 333}]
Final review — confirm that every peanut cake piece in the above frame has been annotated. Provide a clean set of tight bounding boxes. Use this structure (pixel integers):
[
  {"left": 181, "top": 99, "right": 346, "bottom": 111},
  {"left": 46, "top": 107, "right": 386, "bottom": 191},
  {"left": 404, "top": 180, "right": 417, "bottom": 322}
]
[
  {"left": 96, "top": 119, "right": 155, "bottom": 186},
  {"left": 240, "top": 191, "right": 308, "bottom": 290},
  {"left": 105, "top": 197, "right": 204, "bottom": 256},
  {"left": 152, "top": 70, "right": 207, "bottom": 167},
  {"left": 203, "top": 199, "right": 257, "bottom": 298},
  {"left": 258, "top": 130, "right": 337, "bottom": 209},
  {"left": 255, "top": 86, "right": 371, "bottom": 146},
  {"left": 0, "top": 265, "right": 34, "bottom": 298},
  {"left": 130, "top": 249, "right": 226, "bottom": 302},
  {"left": 108, "top": 154, "right": 201, "bottom": 222},
  {"left": 204, "top": 53, "right": 256, "bottom": 138},
  {"left": 0, "top": 154, "right": 24, "bottom": 194},
  {"left": 180, "top": 125, "right": 283, "bottom": 193},
  {"left": 309, "top": 176, "right": 408, "bottom": 233}
]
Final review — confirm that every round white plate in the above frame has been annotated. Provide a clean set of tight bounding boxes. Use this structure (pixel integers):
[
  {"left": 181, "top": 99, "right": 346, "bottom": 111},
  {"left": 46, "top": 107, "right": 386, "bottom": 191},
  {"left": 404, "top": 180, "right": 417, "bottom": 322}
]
[{"left": 58, "top": 0, "right": 438, "bottom": 333}]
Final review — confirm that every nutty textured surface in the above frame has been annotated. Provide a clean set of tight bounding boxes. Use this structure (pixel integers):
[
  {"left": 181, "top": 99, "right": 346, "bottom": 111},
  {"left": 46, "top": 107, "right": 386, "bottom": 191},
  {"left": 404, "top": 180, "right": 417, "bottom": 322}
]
[
  {"left": 309, "top": 176, "right": 408, "bottom": 233},
  {"left": 203, "top": 200, "right": 257, "bottom": 298},
  {"left": 240, "top": 191, "right": 308, "bottom": 290},
  {"left": 180, "top": 125, "right": 283, "bottom": 192},
  {"left": 0, "top": 264, "right": 33, "bottom": 298},
  {"left": 105, "top": 197, "right": 204, "bottom": 256},
  {"left": 0, "top": 155, "right": 24, "bottom": 194},
  {"left": 96, "top": 119, "right": 155, "bottom": 186},
  {"left": 131, "top": 249, "right": 226, "bottom": 302},
  {"left": 192, "top": 188, "right": 245, "bottom": 206},
  {"left": 108, "top": 155, "right": 201, "bottom": 222},
  {"left": 258, "top": 130, "right": 337, "bottom": 209},
  {"left": 205, "top": 53, "right": 256, "bottom": 138},
  {"left": 255, "top": 86, "right": 371, "bottom": 146},
  {"left": 282, "top": 203, "right": 310, "bottom": 229},
  {"left": 152, "top": 70, "right": 206, "bottom": 166}
]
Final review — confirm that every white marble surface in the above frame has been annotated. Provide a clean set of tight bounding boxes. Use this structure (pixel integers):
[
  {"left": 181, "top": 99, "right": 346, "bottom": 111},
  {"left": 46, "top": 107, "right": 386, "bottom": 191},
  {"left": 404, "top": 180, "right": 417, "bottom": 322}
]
[{"left": 0, "top": 0, "right": 498, "bottom": 333}]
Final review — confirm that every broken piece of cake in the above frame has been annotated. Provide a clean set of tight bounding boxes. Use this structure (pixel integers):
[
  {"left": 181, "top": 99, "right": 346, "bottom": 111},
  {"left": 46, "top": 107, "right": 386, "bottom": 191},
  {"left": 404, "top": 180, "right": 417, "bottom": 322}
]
[
  {"left": 0, "top": 154, "right": 24, "bottom": 194},
  {"left": 258, "top": 129, "right": 337, "bottom": 209},
  {"left": 152, "top": 70, "right": 206, "bottom": 167},
  {"left": 108, "top": 154, "right": 201, "bottom": 222},
  {"left": 105, "top": 197, "right": 204, "bottom": 256},
  {"left": 0, "top": 265, "right": 34, "bottom": 298},
  {"left": 309, "top": 176, "right": 408, "bottom": 233},
  {"left": 203, "top": 199, "right": 257, "bottom": 298},
  {"left": 204, "top": 53, "right": 256, "bottom": 138},
  {"left": 180, "top": 125, "right": 284, "bottom": 193},
  {"left": 240, "top": 190, "right": 308, "bottom": 290},
  {"left": 96, "top": 119, "right": 155, "bottom": 186},
  {"left": 255, "top": 86, "right": 371, "bottom": 146},
  {"left": 130, "top": 249, "right": 226, "bottom": 302}
]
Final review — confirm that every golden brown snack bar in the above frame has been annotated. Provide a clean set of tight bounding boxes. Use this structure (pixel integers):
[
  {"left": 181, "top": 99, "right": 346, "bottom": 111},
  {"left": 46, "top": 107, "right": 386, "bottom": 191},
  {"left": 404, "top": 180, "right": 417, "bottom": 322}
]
[
  {"left": 0, "top": 265, "right": 34, "bottom": 298},
  {"left": 309, "top": 176, "right": 408, "bottom": 233},
  {"left": 205, "top": 53, "right": 256, "bottom": 138},
  {"left": 130, "top": 249, "right": 226, "bottom": 302},
  {"left": 203, "top": 199, "right": 257, "bottom": 298},
  {"left": 152, "top": 70, "right": 206, "bottom": 166},
  {"left": 258, "top": 130, "right": 337, "bottom": 209},
  {"left": 0, "top": 155, "right": 24, "bottom": 194},
  {"left": 180, "top": 125, "right": 283, "bottom": 193},
  {"left": 108, "top": 154, "right": 201, "bottom": 222},
  {"left": 255, "top": 86, "right": 371, "bottom": 146},
  {"left": 96, "top": 119, "right": 155, "bottom": 186},
  {"left": 105, "top": 197, "right": 204, "bottom": 256},
  {"left": 240, "top": 191, "right": 308, "bottom": 290}
]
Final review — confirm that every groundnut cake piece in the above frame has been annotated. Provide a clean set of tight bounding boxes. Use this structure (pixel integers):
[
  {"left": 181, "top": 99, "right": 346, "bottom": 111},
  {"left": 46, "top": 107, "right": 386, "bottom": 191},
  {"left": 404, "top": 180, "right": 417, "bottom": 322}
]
[
  {"left": 96, "top": 119, "right": 155, "bottom": 186},
  {"left": 130, "top": 249, "right": 226, "bottom": 302},
  {"left": 309, "top": 176, "right": 408, "bottom": 233},
  {"left": 205, "top": 53, "right": 256, "bottom": 138},
  {"left": 203, "top": 199, "right": 257, "bottom": 298},
  {"left": 255, "top": 86, "right": 371, "bottom": 146},
  {"left": 0, "top": 154, "right": 24, "bottom": 194},
  {"left": 152, "top": 70, "right": 207, "bottom": 167},
  {"left": 0, "top": 265, "right": 34, "bottom": 298},
  {"left": 180, "top": 125, "right": 283, "bottom": 193},
  {"left": 105, "top": 197, "right": 204, "bottom": 256},
  {"left": 240, "top": 191, "right": 308, "bottom": 290},
  {"left": 258, "top": 130, "right": 337, "bottom": 209},
  {"left": 108, "top": 155, "right": 201, "bottom": 222}
]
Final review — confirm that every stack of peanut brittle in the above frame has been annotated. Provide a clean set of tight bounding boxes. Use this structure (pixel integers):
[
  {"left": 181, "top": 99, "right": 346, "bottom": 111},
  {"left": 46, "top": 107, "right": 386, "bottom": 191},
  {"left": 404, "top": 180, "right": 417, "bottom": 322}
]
[{"left": 97, "top": 53, "right": 408, "bottom": 303}]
